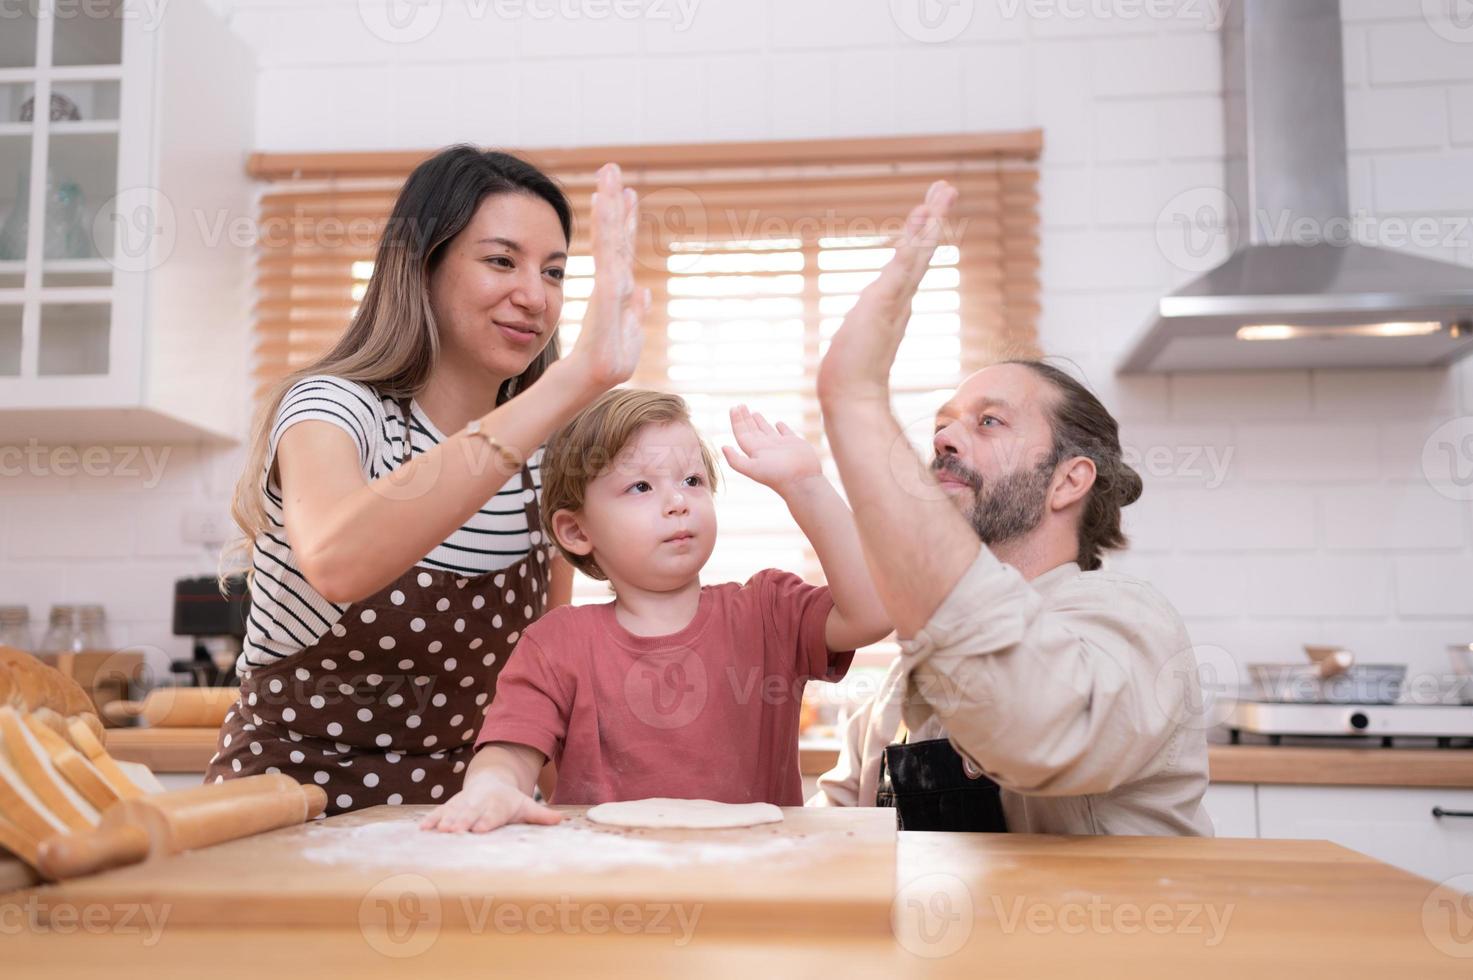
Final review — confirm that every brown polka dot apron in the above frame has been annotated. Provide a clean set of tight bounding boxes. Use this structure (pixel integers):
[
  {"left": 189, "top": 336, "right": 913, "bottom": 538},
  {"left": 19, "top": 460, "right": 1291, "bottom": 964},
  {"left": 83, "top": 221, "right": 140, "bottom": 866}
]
[{"left": 206, "top": 440, "right": 550, "bottom": 817}]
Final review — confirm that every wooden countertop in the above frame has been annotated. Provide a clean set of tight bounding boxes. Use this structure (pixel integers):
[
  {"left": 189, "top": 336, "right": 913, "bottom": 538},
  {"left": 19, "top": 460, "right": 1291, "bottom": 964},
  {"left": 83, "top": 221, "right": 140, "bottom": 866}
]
[
  {"left": 5, "top": 811, "right": 1463, "bottom": 978},
  {"left": 105, "top": 728, "right": 1473, "bottom": 789}
]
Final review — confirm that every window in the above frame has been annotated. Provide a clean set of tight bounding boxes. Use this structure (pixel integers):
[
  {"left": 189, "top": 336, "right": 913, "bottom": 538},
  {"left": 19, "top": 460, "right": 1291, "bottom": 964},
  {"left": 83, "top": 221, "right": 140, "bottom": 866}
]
[{"left": 251, "top": 134, "right": 1042, "bottom": 653}]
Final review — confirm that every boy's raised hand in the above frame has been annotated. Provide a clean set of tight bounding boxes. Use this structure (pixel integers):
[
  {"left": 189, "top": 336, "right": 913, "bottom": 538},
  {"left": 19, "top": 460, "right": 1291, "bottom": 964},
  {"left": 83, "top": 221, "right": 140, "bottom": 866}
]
[{"left": 722, "top": 404, "right": 822, "bottom": 496}]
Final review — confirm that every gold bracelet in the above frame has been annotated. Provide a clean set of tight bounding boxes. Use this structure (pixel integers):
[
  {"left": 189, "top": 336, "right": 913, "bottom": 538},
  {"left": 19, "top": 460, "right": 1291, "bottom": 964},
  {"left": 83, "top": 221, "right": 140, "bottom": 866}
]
[{"left": 463, "top": 419, "right": 522, "bottom": 472}]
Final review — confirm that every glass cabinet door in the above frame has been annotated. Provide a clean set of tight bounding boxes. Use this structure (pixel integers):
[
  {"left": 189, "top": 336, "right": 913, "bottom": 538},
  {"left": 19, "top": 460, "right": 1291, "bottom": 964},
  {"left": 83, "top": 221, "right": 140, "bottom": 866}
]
[
  {"left": 51, "top": 3, "right": 125, "bottom": 68},
  {"left": 0, "top": 6, "right": 39, "bottom": 69},
  {"left": 0, "top": 0, "right": 132, "bottom": 398}
]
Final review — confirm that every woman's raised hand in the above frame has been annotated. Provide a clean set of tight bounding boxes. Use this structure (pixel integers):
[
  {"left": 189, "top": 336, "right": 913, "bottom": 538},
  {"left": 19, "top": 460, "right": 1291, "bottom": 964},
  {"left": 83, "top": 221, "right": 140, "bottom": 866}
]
[{"left": 567, "top": 163, "right": 648, "bottom": 394}]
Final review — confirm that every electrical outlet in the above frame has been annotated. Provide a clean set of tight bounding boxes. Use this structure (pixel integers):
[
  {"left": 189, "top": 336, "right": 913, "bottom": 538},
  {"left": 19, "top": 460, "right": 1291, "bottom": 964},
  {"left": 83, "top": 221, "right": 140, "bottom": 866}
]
[{"left": 182, "top": 508, "right": 233, "bottom": 546}]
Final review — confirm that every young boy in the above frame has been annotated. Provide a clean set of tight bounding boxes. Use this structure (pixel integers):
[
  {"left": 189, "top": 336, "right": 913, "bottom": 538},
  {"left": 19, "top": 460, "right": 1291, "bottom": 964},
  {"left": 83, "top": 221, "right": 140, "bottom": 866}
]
[{"left": 420, "top": 388, "right": 892, "bottom": 833}]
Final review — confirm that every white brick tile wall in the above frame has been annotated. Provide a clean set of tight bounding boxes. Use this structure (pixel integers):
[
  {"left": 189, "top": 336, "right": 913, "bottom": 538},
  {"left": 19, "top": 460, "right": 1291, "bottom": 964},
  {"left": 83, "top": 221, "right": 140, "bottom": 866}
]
[
  {"left": 1328, "top": 621, "right": 1473, "bottom": 679},
  {"left": 1244, "top": 556, "right": 1394, "bottom": 618},
  {"left": 1368, "top": 21, "right": 1473, "bottom": 84},
  {"left": 1117, "top": 422, "right": 1238, "bottom": 489},
  {"left": 1183, "top": 620, "right": 1327, "bottom": 668},
  {"left": 1395, "top": 555, "right": 1473, "bottom": 616},
  {"left": 1234, "top": 425, "right": 1382, "bottom": 483},
  {"left": 1452, "top": 85, "right": 1473, "bottom": 145},
  {"left": 1346, "top": 154, "right": 1376, "bottom": 214},
  {"left": 1169, "top": 372, "right": 1313, "bottom": 422},
  {"left": 577, "top": 58, "right": 643, "bottom": 145},
  {"left": 1119, "top": 489, "right": 1175, "bottom": 552},
  {"left": 768, "top": 54, "right": 832, "bottom": 139},
  {"left": 960, "top": 45, "right": 1033, "bottom": 132},
  {"left": 519, "top": 8, "right": 642, "bottom": 58},
  {"left": 640, "top": 58, "right": 708, "bottom": 143},
  {"left": 645, "top": 0, "right": 765, "bottom": 54},
  {"left": 704, "top": 56, "right": 772, "bottom": 141},
  {"left": 1321, "top": 485, "right": 1467, "bottom": 551},
  {"left": 1169, "top": 488, "right": 1319, "bottom": 552},
  {"left": 1347, "top": 87, "right": 1449, "bottom": 151},
  {"left": 954, "top": 0, "right": 1030, "bottom": 43},
  {"left": 6, "top": 0, "right": 1471, "bottom": 682},
  {"left": 1090, "top": 33, "right": 1220, "bottom": 98},
  {"left": 770, "top": 0, "right": 900, "bottom": 49},
  {"left": 1158, "top": 96, "right": 1226, "bottom": 160},
  {"left": 1093, "top": 100, "right": 1162, "bottom": 163},
  {"left": 1372, "top": 152, "right": 1473, "bottom": 213},
  {"left": 1038, "top": 165, "right": 1093, "bottom": 230},
  {"left": 1342, "top": 24, "right": 1370, "bottom": 88},
  {"left": 1057, "top": 351, "right": 1171, "bottom": 422},
  {"left": 1091, "top": 163, "right": 1159, "bottom": 227},
  {"left": 1036, "top": 292, "right": 1163, "bottom": 353},
  {"left": 516, "top": 61, "right": 579, "bottom": 147},
  {"left": 1381, "top": 419, "right": 1463, "bottom": 485},
  {"left": 830, "top": 51, "right": 898, "bottom": 136},
  {"left": 1340, "top": 0, "right": 1428, "bottom": 22},
  {"left": 1031, "top": 38, "right": 1093, "bottom": 164},
  {"left": 1311, "top": 369, "right": 1458, "bottom": 419},
  {"left": 1040, "top": 228, "right": 1169, "bottom": 291},
  {"left": 892, "top": 48, "right": 966, "bottom": 135},
  {"left": 1107, "top": 554, "right": 1251, "bottom": 619},
  {"left": 1024, "top": 4, "right": 1188, "bottom": 39},
  {"left": 7, "top": 494, "right": 138, "bottom": 560}
]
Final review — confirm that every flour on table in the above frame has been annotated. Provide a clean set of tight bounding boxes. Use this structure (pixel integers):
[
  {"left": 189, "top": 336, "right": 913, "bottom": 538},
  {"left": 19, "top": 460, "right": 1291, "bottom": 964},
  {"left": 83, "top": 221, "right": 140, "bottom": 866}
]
[
  {"left": 298, "top": 815, "right": 808, "bottom": 872},
  {"left": 586, "top": 798, "right": 783, "bottom": 829}
]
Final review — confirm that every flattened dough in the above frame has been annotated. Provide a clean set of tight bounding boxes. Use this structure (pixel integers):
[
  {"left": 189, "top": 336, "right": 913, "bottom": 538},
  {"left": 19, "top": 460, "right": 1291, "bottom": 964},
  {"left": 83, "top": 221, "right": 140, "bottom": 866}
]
[{"left": 585, "top": 798, "right": 783, "bottom": 829}]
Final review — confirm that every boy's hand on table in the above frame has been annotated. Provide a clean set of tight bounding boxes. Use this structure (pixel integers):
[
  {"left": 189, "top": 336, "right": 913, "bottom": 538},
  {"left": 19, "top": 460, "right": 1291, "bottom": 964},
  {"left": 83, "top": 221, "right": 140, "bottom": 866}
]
[
  {"left": 418, "top": 774, "right": 562, "bottom": 834},
  {"left": 723, "top": 404, "right": 824, "bottom": 498}
]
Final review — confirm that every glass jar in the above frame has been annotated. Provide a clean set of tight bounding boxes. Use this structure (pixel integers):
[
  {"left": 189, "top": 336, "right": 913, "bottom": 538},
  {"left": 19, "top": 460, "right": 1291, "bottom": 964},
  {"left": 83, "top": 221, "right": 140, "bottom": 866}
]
[
  {"left": 0, "top": 605, "right": 33, "bottom": 651},
  {"left": 77, "top": 604, "right": 110, "bottom": 650},
  {"left": 41, "top": 605, "right": 110, "bottom": 653},
  {"left": 40, "top": 604, "right": 83, "bottom": 654}
]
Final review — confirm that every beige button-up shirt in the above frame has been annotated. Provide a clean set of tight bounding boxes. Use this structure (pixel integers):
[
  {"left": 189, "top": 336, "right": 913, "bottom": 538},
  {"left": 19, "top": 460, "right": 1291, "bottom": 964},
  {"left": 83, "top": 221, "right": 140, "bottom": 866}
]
[{"left": 811, "top": 550, "right": 1214, "bottom": 837}]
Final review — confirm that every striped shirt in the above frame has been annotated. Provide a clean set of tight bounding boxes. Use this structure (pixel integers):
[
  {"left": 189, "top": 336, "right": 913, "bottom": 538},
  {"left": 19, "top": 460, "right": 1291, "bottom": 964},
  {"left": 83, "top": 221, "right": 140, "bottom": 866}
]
[{"left": 238, "top": 375, "right": 545, "bottom": 674}]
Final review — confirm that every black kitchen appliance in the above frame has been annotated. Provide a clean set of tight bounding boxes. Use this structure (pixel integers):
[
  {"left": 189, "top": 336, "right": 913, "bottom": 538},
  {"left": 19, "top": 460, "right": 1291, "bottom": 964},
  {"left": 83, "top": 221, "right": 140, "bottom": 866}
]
[{"left": 170, "top": 574, "right": 248, "bottom": 688}]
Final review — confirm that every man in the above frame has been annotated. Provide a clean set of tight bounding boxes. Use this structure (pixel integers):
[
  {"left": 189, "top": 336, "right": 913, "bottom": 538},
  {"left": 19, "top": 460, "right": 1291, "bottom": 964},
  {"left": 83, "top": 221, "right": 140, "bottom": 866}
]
[{"left": 811, "top": 182, "right": 1212, "bottom": 836}]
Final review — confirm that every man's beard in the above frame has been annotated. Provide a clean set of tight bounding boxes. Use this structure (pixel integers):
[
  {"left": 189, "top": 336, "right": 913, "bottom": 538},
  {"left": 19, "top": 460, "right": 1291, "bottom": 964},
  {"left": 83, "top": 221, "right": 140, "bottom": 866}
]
[{"left": 932, "top": 453, "right": 1054, "bottom": 546}]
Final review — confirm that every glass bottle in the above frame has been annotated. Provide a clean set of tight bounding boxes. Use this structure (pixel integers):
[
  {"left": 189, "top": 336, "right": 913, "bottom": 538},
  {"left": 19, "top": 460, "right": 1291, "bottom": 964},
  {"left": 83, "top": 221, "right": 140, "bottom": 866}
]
[
  {"left": 0, "top": 167, "right": 95, "bottom": 262},
  {"left": 77, "top": 604, "right": 110, "bottom": 650},
  {"left": 0, "top": 605, "right": 33, "bottom": 651},
  {"left": 40, "top": 604, "right": 82, "bottom": 654},
  {"left": 0, "top": 170, "right": 26, "bottom": 261}
]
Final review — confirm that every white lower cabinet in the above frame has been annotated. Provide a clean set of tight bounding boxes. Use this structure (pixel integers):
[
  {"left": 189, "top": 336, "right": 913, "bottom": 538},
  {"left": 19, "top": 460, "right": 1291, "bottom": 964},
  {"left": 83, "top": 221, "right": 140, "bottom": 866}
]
[
  {"left": 1202, "top": 783, "right": 1258, "bottom": 838},
  {"left": 1256, "top": 785, "right": 1473, "bottom": 888}
]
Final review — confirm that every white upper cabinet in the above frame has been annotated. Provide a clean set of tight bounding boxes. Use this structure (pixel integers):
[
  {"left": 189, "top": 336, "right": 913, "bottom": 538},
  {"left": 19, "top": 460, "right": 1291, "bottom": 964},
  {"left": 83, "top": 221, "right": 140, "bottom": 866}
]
[{"left": 0, "top": 1, "right": 255, "bottom": 443}]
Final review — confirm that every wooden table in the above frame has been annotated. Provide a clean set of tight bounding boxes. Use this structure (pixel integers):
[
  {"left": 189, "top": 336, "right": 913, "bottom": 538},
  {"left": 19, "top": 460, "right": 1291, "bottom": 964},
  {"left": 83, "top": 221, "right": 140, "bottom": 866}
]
[{"left": 3, "top": 807, "right": 1466, "bottom": 978}]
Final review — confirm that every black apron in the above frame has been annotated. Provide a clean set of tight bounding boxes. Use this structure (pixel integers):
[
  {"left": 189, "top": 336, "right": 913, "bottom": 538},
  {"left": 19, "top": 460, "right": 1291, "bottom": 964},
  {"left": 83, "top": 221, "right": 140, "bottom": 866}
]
[{"left": 876, "top": 737, "right": 1008, "bottom": 833}]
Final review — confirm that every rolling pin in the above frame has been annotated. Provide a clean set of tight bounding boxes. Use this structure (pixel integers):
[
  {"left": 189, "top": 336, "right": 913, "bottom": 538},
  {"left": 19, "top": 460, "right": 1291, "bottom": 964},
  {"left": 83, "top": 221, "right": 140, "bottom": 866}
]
[
  {"left": 35, "top": 773, "right": 327, "bottom": 881},
  {"left": 101, "top": 686, "right": 238, "bottom": 729}
]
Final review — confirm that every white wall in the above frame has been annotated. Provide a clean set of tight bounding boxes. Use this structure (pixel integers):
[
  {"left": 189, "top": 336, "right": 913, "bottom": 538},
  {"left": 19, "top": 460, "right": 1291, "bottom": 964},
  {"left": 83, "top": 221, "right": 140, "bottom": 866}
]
[{"left": 4, "top": 0, "right": 1472, "bottom": 687}]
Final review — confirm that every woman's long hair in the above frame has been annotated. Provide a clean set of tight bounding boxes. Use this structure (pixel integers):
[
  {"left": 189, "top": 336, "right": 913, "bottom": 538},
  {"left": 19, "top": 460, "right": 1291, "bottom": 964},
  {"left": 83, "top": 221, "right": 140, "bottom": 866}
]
[{"left": 223, "top": 146, "right": 573, "bottom": 580}]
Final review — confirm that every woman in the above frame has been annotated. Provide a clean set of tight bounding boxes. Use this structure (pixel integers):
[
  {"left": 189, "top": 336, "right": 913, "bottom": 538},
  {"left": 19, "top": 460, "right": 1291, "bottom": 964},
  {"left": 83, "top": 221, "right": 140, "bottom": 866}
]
[{"left": 207, "top": 146, "right": 648, "bottom": 814}]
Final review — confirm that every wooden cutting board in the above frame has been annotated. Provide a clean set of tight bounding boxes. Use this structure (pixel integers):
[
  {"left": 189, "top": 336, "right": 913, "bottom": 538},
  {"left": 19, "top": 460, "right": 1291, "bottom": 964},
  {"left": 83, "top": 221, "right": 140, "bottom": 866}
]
[{"left": 18, "top": 805, "right": 898, "bottom": 937}]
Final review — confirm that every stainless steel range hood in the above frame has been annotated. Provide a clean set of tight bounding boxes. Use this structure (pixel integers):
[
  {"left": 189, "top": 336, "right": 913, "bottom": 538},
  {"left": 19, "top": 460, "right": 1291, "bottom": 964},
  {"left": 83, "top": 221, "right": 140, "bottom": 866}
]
[{"left": 1118, "top": 0, "right": 1473, "bottom": 374}]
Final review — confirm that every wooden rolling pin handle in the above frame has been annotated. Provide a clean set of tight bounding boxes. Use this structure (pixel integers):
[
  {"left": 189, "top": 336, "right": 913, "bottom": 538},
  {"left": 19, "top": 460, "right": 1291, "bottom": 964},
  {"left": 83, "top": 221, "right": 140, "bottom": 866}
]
[
  {"left": 303, "top": 784, "right": 327, "bottom": 819},
  {"left": 100, "top": 700, "right": 144, "bottom": 724},
  {"left": 35, "top": 823, "right": 150, "bottom": 881}
]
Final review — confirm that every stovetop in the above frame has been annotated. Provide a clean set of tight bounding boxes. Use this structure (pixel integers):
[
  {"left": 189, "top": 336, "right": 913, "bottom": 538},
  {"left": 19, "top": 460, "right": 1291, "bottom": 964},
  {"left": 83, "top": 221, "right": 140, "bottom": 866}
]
[{"left": 1225, "top": 700, "right": 1473, "bottom": 747}]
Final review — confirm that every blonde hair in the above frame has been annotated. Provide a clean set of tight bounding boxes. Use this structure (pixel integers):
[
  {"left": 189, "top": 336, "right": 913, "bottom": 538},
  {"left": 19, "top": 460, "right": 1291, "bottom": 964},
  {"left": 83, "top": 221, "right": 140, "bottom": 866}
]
[
  {"left": 221, "top": 147, "right": 572, "bottom": 586},
  {"left": 541, "top": 389, "right": 720, "bottom": 580}
]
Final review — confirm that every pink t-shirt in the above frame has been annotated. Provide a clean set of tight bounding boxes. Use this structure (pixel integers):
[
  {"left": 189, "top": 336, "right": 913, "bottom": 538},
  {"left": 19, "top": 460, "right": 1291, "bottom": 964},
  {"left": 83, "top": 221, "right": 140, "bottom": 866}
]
[{"left": 475, "top": 569, "right": 854, "bottom": 806}]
